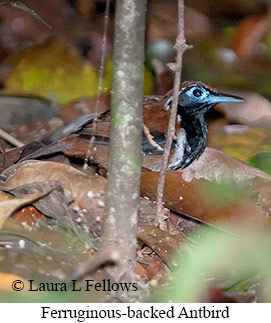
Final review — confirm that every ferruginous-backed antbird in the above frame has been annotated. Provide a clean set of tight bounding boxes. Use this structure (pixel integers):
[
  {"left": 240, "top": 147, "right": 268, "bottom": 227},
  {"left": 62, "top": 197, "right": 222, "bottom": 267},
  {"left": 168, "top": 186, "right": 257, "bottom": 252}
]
[{"left": 56, "top": 81, "right": 244, "bottom": 171}]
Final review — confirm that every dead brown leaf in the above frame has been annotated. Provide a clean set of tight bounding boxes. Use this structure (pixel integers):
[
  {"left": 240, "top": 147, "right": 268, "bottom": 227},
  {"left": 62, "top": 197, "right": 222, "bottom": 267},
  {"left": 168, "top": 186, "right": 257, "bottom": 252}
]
[
  {"left": 0, "top": 190, "right": 49, "bottom": 229},
  {"left": 4, "top": 181, "right": 75, "bottom": 230},
  {"left": 141, "top": 148, "right": 271, "bottom": 233},
  {"left": 180, "top": 147, "right": 271, "bottom": 183},
  {"left": 2, "top": 161, "right": 106, "bottom": 233}
]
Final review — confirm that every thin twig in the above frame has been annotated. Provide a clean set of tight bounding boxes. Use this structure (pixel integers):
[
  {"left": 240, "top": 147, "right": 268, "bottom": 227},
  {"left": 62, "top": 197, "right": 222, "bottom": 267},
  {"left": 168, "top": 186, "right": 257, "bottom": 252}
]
[
  {"left": 83, "top": 0, "right": 110, "bottom": 171},
  {"left": 0, "top": 128, "right": 24, "bottom": 147},
  {"left": 65, "top": 248, "right": 120, "bottom": 283},
  {"left": 156, "top": 0, "right": 191, "bottom": 227}
]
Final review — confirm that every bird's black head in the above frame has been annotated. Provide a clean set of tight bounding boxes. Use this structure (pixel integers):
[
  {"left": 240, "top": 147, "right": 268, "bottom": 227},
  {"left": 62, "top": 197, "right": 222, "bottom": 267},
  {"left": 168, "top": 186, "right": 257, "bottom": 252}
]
[{"left": 166, "top": 82, "right": 245, "bottom": 118}]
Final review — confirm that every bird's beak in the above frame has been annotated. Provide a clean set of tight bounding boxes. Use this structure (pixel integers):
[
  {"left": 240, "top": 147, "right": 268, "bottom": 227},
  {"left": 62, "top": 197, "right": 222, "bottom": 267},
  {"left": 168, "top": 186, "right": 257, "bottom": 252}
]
[{"left": 208, "top": 92, "right": 245, "bottom": 104}]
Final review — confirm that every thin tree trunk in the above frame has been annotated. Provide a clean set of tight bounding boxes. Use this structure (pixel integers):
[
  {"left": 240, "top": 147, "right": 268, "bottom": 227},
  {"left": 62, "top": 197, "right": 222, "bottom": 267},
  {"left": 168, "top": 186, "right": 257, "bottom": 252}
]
[{"left": 101, "top": 0, "right": 147, "bottom": 285}]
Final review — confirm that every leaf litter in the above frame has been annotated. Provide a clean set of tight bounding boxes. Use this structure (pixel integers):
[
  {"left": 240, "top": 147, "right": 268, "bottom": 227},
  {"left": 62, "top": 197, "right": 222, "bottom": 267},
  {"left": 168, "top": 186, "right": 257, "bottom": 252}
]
[{"left": 0, "top": 0, "right": 271, "bottom": 302}]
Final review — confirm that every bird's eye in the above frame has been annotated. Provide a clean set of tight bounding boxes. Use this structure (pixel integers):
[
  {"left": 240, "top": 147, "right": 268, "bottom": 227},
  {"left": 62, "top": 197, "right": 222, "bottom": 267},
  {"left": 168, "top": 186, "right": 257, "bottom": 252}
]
[{"left": 193, "top": 88, "right": 203, "bottom": 97}]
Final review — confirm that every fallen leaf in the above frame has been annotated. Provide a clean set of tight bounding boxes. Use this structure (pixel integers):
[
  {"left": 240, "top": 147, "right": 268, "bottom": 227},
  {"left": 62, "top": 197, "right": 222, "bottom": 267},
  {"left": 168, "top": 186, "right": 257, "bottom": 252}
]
[
  {"left": 0, "top": 190, "right": 49, "bottom": 229},
  {"left": 2, "top": 160, "right": 106, "bottom": 232},
  {"left": 4, "top": 38, "right": 111, "bottom": 104},
  {"left": 3, "top": 181, "right": 75, "bottom": 230},
  {"left": 63, "top": 136, "right": 109, "bottom": 168},
  {"left": 180, "top": 147, "right": 271, "bottom": 182},
  {"left": 141, "top": 148, "right": 271, "bottom": 233}
]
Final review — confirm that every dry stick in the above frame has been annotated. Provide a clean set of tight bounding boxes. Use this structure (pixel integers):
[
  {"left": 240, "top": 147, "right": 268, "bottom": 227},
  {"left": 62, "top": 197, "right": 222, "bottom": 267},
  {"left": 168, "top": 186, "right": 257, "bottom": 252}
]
[
  {"left": 0, "top": 128, "right": 24, "bottom": 147},
  {"left": 156, "top": 0, "right": 191, "bottom": 227}
]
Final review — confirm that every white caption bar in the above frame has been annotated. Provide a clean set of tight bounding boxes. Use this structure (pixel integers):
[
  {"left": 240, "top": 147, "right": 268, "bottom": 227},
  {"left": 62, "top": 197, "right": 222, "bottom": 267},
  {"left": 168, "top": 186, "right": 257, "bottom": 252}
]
[{"left": 1, "top": 303, "right": 270, "bottom": 322}]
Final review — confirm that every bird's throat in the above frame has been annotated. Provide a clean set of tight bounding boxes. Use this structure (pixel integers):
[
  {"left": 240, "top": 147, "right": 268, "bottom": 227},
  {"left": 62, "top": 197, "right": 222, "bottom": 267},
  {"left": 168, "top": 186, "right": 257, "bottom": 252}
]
[{"left": 182, "top": 115, "right": 207, "bottom": 151}]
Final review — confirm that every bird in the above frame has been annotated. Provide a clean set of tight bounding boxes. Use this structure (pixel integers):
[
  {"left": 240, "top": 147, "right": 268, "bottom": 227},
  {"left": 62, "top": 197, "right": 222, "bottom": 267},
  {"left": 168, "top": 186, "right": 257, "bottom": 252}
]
[
  {"left": 141, "top": 81, "right": 245, "bottom": 171},
  {"left": 51, "top": 81, "right": 245, "bottom": 171}
]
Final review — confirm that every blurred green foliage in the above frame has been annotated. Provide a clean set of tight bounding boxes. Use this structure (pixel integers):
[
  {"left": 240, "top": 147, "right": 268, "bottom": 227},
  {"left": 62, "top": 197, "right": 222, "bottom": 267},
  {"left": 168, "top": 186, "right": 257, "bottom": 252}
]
[
  {"left": 149, "top": 229, "right": 270, "bottom": 302},
  {"left": 249, "top": 151, "right": 271, "bottom": 174}
]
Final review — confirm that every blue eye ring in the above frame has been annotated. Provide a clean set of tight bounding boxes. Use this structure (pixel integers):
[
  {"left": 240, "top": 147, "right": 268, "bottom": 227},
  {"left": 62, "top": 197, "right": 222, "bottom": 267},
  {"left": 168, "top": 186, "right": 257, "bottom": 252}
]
[{"left": 193, "top": 89, "right": 203, "bottom": 97}]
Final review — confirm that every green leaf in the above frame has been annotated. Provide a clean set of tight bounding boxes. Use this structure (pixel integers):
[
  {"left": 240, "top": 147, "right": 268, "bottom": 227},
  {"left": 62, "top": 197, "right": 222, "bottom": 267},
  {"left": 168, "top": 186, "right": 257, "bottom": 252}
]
[
  {"left": 249, "top": 151, "right": 271, "bottom": 174},
  {"left": 0, "top": 2, "right": 51, "bottom": 29}
]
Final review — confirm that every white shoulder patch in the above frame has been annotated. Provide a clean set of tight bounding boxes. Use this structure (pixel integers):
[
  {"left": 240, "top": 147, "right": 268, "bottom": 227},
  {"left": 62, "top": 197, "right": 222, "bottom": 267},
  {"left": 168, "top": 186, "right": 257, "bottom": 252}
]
[
  {"left": 165, "top": 96, "right": 172, "bottom": 110},
  {"left": 168, "top": 128, "right": 187, "bottom": 169}
]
